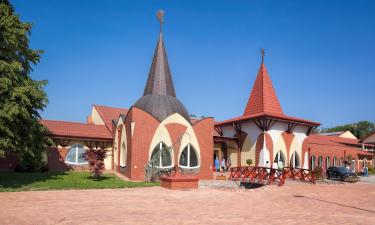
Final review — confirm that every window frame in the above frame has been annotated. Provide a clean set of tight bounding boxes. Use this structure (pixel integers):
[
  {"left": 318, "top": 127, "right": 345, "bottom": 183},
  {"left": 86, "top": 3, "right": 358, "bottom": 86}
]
[
  {"left": 150, "top": 142, "right": 173, "bottom": 169},
  {"left": 178, "top": 144, "right": 200, "bottom": 169},
  {"left": 65, "top": 144, "right": 88, "bottom": 165}
]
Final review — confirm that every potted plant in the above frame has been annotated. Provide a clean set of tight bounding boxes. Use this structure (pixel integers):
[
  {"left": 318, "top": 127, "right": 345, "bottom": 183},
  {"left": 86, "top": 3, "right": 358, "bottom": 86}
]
[{"left": 246, "top": 159, "right": 253, "bottom": 166}]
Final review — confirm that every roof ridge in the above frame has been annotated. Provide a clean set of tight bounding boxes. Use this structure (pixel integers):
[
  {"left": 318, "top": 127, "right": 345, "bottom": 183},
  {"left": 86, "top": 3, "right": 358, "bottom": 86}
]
[
  {"left": 41, "top": 119, "right": 107, "bottom": 127},
  {"left": 93, "top": 104, "right": 128, "bottom": 110}
]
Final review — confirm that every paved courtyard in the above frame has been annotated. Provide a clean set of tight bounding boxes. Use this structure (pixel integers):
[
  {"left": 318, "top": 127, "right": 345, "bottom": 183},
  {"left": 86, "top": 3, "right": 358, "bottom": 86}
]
[{"left": 1, "top": 182, "right": 375, "bottom": 225}]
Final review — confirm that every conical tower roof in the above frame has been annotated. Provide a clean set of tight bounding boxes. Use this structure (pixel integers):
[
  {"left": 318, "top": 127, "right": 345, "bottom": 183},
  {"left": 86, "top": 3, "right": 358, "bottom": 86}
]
[
  {"left": 243, "top": 54, "right": 283, "bottom": 116},
  {"left": 133, "top": 10, "right": 190, "bottom": 123},
  {"left": 143, "top": 32, "right": 176, "bottom": 96}
]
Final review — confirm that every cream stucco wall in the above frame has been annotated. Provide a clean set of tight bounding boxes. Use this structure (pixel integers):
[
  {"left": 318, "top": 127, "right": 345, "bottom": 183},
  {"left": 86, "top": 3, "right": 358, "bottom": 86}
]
[
  {"left": 148, "top": 113, "right": 201, "bottom": 167},
  {"left": 90, "top": 106, "right": 105, "bottom": 125},
  {"left": 241, "top": 121, "right": 261, "bottom": 166},
  {"left": 54, "top": 139, "right": 112, "bottom": 169},
  {"left": 339, "top": 131, "right": 358, "bottom": 140},
  {"left": 272, "top": 135, "right": 288, "bottom": 164},
  {"left": 216, "top": 120, "right": 312, "bottom": 169}
]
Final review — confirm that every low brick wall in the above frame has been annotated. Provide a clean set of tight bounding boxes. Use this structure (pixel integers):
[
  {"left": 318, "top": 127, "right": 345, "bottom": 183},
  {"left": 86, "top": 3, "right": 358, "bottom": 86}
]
[{"left": 160, "top": 176, "right": 199, "bottom": 190}]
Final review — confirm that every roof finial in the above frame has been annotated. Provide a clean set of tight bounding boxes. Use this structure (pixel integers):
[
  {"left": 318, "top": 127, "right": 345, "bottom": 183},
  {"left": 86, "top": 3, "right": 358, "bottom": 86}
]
[
  {"left": 261, "top": 48, "right": 265, "bottom": 64},
  {"left": 156, "top": 10, "right": 165, "bottom": 33}
]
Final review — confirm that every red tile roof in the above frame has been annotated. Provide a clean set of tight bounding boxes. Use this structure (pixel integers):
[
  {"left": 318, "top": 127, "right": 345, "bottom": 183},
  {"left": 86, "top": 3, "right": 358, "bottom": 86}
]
[
  {"left": 41, "top": 120, "right": 112, "bottom": 140},
  {"left": 215, "top": 112, "right": 320, "bottom": 127},
  {"left": 307, "top": 134, "right": 375, "bottom": 148},
  {"left": 361, "top": 131, "right": 375, "bottom": 143},
  {"left": 93, "top": 105, "right": 128, "bottom": 131},
  {"left": 216, "top": 62, "right": 319, "bottom": 127},
  {"left": 306, "top": 134, "right": 359, "bottom": 147},
  {"left": 244, "top": 63, "right": 283, "bottom": 116},
  {"left": 306, "top": 135, "right": 375, "bottom": 157}
]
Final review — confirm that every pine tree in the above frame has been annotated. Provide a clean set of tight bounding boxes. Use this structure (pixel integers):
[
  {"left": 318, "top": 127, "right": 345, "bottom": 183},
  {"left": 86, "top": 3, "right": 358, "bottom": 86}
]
[{"left": 0, "top": 0, "right": 51, "bottom": 170}]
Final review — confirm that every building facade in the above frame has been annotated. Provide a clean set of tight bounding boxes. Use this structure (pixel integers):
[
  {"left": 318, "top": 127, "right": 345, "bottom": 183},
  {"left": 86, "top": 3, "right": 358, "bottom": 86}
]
[
  {"left": 213, "top": 57, "right": 374, "bottom": 172},
  {"left": 0, "top": 13, "right": 374, "bottom": 180}
]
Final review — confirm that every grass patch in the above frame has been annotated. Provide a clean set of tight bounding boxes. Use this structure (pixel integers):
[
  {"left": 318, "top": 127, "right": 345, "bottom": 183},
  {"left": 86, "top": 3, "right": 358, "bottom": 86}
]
[{"left": 0, "top": 172, "right": 159, "bottom": 192}]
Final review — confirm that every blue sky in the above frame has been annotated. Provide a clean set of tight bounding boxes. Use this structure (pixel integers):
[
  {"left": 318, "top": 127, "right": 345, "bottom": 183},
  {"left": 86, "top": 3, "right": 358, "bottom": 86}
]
[{"left": 12, "top": 0, "right": 375, "bottom": 128}]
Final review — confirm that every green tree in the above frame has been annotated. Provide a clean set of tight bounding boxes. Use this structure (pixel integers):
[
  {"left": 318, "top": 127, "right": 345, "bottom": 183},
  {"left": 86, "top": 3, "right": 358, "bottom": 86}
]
[
  {"left": 321, "top": 121, "right": 375, "bottom": 139},
  {"left": 0, "top": 0, "right": 50, "bottom": 170}
]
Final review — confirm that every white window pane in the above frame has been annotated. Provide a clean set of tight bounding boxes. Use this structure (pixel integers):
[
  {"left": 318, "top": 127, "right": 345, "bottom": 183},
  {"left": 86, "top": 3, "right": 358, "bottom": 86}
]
[
  {"left": 66, "top": 148, "right": 76, "bottom": 163},
  {"left": 77, "top": 147, "right": 87, "bottom": 164}
]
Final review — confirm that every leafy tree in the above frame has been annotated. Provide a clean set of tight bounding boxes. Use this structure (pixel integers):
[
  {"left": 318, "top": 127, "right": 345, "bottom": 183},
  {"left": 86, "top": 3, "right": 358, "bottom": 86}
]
[
  {"left": 321, "top": 121, "right": 375, "bottom": 139},
  {"left": 0, "top": 0, "right": 50, "bottom": 170}
]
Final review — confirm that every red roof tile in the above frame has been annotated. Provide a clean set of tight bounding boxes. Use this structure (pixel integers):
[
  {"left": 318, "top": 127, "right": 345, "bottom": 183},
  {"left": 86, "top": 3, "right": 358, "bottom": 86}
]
[
  {"left": 41, "top": 120, "right": 112, "bottom": 140},
  {"left": 244, "top": 63, "right": 283, "bottom": 116},
  {"left": 361, "top": 131, "right": 375, "bottom": 143},
  {"left": 93, "top": 105, "right": 128, "bottom": 131},
  {"left": 306, "top": 134, "right": 359, "bottom": 147},
  {"left": 307, "top": 134, "right": 375, "bottom": 148},
  {"left": 216, "top": 61, "right": 319, "bottom": 128}
]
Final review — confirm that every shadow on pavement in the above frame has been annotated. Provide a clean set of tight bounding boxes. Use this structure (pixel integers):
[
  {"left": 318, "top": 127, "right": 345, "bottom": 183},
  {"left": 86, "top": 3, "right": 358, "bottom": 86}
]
[{"left": 294, "top": 195, "right": 375, "bottom": 214}]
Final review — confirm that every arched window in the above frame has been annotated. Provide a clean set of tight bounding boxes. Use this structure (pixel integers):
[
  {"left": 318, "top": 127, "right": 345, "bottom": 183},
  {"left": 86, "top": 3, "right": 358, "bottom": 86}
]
[
  {"left": 65, "top": 144, "right": 87, "bottom": 165},
  {"left": 311, "top": 156, "right": 316, "bottom": 170},
  {"left": 318, "top": 156, "right": 323, "bottom": 167},
  {"left": 290, "top": 152, "right": 300, "bottom": 168},
  {"left": 121, "top": 142, "right": 127, "bottom": 166},
  {"left": 333, "top": 157, "right": 337, "bottom": 166},
  {"left": 179, "top": 144, "right": 199, "bottom": 168},
  {"left": 340, "top": 157, "right": 344, "bottom": 167},
  {"left": 326, "top": 156, "right": 331, "bottom": 169},
  {"left": 274, "top": 151, "right": 286, "bottom": 166},
  {"left": 150, "top": 142, "right": 173, "bottom": 168}
]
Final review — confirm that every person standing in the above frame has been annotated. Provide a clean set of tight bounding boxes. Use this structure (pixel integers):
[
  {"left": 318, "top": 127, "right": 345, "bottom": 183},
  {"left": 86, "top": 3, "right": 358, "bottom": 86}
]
[
  {"left": 278, "top": 160, "right": 284, "bottom": 171},
  {"left": 221, "top": 158, "right": 227, "bottom": 172},
  {"left": 214, "top": 157, "right": 220, "bottom": 172},
  {"left": 265, "top": 161, "right": 271, "bottom": 173},
  {"left": 227, "top": 158, "right": 231, "bottom": 170},
  {"left": 273, "top": 160, "right": 279, "bottom": 177}
]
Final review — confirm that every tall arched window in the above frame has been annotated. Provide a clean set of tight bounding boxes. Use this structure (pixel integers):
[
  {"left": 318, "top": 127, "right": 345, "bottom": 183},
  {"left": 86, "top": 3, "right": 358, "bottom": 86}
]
[
  {"left": 274, "top": 151, "right": 286, "bottom": 166},
  {"left": 311, "top": 156, "right": 316, "bottom": 170},
  {"left": 340, "top": 157, "right": 344, "bottom": 167},
  {"left": 290, "top": 152, "right": 300, "bottom": 168},
  {"left": 150, "top": 142, "right": 173, "bottom": 168},
  {"left": 326, "top": 156, "right": 331, "bottom": 169},
  {"left": 333, "top": 157, "right": 337, "bottom": 166},
  {"left": 318, "top": 156, "right": 323, "bottom": 167},
  {"left": 65, "top": 144, "right": 87, "bottom": 165},
  {"left": 121, "top": 142, "right": 127, "bottom": 166},
  {"left": 179, "top": 144, "right": 199, "bottom": 168}
]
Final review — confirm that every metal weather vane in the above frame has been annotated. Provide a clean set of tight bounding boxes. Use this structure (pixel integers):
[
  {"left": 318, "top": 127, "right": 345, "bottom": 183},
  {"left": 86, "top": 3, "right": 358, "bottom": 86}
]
[
  {"left": 261, "top": 48, "right": 265, "bottom": 63},
  {"left": 156, "top": 9, "right": 165, "bottom": 32}
]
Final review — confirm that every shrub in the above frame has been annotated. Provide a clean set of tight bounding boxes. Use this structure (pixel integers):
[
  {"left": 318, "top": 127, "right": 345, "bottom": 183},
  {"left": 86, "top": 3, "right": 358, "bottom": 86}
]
[
  {"left": 246, "top": 159, "right": 253, "bottom": 166},
  {"left": 314, "top": 166, "right": 324, "bottom": 179},
  {"left": 40, "top": 165, "right": 49, "bottom": 172},
  {"left": 84, "top": 149, "right": 108, "bottom": 178},
  {"left": 368, "top": 166, "right": 375, "bottom": 175}
]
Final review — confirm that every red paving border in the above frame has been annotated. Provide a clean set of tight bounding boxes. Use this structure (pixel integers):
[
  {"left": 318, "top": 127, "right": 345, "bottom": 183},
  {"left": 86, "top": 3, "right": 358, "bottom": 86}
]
[{"left": 1, "top": 183, "right": 374, "bottom": 225}]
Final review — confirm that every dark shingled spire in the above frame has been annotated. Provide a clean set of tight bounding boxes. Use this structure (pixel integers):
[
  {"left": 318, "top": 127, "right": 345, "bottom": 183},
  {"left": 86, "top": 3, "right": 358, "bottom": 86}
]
[
  {"left": 143, "top": 32, "right": 176, "bottom": 97},
  {"left": 133, "top": 10, "right": 190, "bottom": 123}
]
